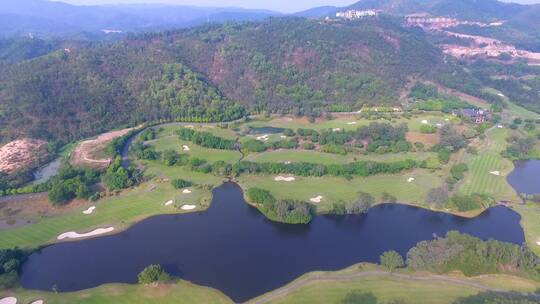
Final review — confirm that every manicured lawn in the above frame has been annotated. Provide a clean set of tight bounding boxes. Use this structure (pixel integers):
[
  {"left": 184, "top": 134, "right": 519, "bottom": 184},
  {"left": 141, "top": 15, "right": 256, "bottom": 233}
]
[
  {"left": 6, "top": 280, "right": 232, "bottom": 304},
  {"left": 237, "top": 169, "right": 442, "bottom": 212},
  {"left": 514, "top": 203, "right": 540, "bottom": 257},
  {"left": 244, "top": 150, "right": 434, "bottom": 165},
  {"left": 157, "top": 124, "right": 238, "bottom": 140},
  {"left": 148, "top": 136, "right": 242, "bottom": 164},
  {"left": 458, "top": 128, "right": 520, "bottom": 202},
  {"left": 0, "top": 159, "right": 226, "bottom": 250},
  {"left": 244, "top": 114, "right": 457, "bottom": 133}
]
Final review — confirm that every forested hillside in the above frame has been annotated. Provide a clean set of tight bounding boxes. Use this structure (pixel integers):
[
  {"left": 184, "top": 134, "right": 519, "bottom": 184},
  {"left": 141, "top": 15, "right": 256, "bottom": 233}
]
[{"left": 0, "top": 17, "right": 446, "bottom": 144}]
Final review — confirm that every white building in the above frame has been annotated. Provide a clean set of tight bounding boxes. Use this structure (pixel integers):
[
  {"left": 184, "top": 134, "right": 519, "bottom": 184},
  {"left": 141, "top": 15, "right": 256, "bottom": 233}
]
[{"left": 336, "top": 10, "right": 378, "bottom": 20}]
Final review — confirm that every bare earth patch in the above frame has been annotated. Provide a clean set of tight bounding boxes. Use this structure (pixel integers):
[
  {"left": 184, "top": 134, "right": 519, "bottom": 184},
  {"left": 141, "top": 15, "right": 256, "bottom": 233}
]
[
  {"left": 70, "top": 127, "right": 137, "bottom": 169},
  {"left": 0, "top": 138, "right": 49, "bottom": 174},
  {"left": 406, "top": 132, "right": 440, "bottom": 148}
]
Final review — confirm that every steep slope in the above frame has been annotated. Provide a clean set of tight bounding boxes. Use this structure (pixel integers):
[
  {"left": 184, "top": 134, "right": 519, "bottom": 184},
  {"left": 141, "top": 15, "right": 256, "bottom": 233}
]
[{"left": 0, "top": 17, "right": 446, "bottom": 143}]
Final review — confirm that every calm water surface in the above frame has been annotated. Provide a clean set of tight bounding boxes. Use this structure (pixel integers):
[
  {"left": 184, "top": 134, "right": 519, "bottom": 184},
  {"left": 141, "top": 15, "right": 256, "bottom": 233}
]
[
  {"left": 507, "top": 160, "right": 540, "bottom": 195},
  {"left": 21, "top": 183, "right": 524, "bottom": 302}
]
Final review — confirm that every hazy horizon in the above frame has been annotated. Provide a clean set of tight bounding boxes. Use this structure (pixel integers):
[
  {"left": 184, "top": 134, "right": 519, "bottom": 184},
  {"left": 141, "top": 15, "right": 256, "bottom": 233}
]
[
  {"left": 51, "top": 0, "right": 540, "bottom": 13},
  {"left": 51, "top": 0, "right": 358, "bottom": 13}
]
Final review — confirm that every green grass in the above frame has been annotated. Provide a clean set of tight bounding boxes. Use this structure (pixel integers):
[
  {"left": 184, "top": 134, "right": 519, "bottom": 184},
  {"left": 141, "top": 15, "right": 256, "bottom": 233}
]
[
  {"left": 514, "top": 203, "right": 540, "bottom": 257},
  {"left": 5, "top": 280, "right": 232, "bottom": 304},
  {"left": 245, "top": 150, "right": 434, "bottom": 165},
  {"left": 248, "top": 264, "right": 540, "bottom": 304},
  {"left": 148, "top": 136, "right": 242, "bottom": 164},
  {"left": 244, "top": 113, "right": 457, "bottom": 133},
  {"left": 458, "top": 128, "right": 520, "bottom": 202},
  {"left": 237, "top": 169, "right": 442, "bottom": 212},
  {"left": 0, "top": 161, "right": 226, "bottom": 250},
  {"left": 156, "top": 124, "right": 238, "bottom": 140}
]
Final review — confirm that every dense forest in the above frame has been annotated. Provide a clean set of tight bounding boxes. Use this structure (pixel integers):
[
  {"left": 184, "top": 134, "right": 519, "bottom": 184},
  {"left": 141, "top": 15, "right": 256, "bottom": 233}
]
[
  {"left": 0, "top": 14, "right": 538, "bottom": 145},
  {"left": 0, "top": 17, "right": 446, "bottom": 144}
]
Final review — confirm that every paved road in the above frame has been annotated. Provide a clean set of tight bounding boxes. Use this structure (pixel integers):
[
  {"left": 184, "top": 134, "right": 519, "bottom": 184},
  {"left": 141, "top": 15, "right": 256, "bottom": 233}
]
[{"left": 247, "top": 270, "right": 539, "bottom": 304}]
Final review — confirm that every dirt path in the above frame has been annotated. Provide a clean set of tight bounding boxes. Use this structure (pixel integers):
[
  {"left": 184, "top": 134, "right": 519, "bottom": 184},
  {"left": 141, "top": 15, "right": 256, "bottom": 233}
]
[{"left": 247, "top": 270, "right": 538, "bottom": 304}]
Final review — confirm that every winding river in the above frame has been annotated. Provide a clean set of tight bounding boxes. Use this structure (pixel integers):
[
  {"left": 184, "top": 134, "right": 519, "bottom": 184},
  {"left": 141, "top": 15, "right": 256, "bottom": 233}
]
[{"left": 20, "top": 183, "right": 525, "bottom": 302}]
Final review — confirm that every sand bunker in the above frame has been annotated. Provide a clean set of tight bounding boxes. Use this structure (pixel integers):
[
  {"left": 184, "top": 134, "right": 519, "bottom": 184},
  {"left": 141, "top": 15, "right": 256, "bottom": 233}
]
[
  {"left": 274, "top": 176, "right": 296, "bottom": 182},
  {"left": 421, "top": 120, "right": 428, "bottom": 124},
  {"left": 436, "top": 123, "right": 443, "bottom": 127},
  {"left": 332, "top": 128, "right": 342, "bottom": 132},
  {"left": 407, "top": 177, "right": 416, "bottom": 183},
  {"left": 181, "top": 205, "right": 196, "bottom": 210},
  {"left": 310, "top": 196, "right": 323, "bottom": 203},
  {"left": 182, "top": 145, "right": 191, "bottom": 151},
  {"left": 0, "top": 298, "right": 17, "bottom": 304},
  {"left": 284, "top": 161, "right": 292, "bottom": 165},
  {"left": 490, "top": 171, "right": 501, "bottom": 176},
  {"left": 30, "top": 301, "right": 43, "bottom": 304},
  {"left": 256, "top": 134, "right": 270, "bottom": 141},
  {"left": 82, "top": 206, "right": 96, "bottom": 215},
  {"left": 347, "top": 122, "right": 357, "bottom": 125},
  {"left": 280, "top": 135, "right": 287, "bottom": 139},
  {"left": 182, "top": 189, "right": 192, "bottom": 194},
  {"left": 165, "top": 200, "right": 174, "bottom": 206},
  {"left": 497, "top": 124, "right": 504, "bottom": 129},
  {"left": 57, "top": 227, "right": 114, "bottom": 240},
  {"left": 445, "top": 118, "right": 450, "bottom": 122}
]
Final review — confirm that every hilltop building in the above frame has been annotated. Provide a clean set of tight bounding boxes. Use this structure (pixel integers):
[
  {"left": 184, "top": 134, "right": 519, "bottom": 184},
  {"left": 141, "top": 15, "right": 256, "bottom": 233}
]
[{"left": 336, "top": 10, "right": 378, "bottom": 20}]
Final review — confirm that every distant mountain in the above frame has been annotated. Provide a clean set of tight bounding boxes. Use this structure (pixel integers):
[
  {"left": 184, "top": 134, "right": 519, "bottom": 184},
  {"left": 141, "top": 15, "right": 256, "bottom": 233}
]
[
  {"left": 0, "top": 0, "right": 280, "bottom": 37},
  {"left": 0, "top": 17, "right": 447, "bottom": 143}
]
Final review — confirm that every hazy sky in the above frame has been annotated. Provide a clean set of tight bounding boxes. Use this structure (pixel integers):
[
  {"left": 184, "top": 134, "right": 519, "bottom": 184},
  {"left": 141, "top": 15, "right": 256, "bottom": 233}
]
[
  {"left": 55, "top": 0, "right": 540, "bottom": 13},
  {"left": 56, "top": 0, "right": 358, "bottom": 13}
]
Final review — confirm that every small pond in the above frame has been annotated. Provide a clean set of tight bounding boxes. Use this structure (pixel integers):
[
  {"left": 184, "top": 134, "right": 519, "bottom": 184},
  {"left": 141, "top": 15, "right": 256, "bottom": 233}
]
[
  {"left": 248, "top": 127, "right": 285, "bottom": 135},
  {"left": 20, "top": 183, "right": 524, "bottom": 302}
]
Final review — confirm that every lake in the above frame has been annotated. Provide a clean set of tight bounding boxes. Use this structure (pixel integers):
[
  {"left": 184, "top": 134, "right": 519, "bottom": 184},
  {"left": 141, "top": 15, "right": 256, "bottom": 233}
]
[
  {"left": 20, "top": 183, "right": 525, "bottom": 302},
  {"left": 507, "top": 160, "right": 540, "bottom": 195}
]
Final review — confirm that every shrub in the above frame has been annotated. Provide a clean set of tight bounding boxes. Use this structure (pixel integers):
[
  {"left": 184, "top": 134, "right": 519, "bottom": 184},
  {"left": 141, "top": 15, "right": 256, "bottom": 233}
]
[
  {"left": 301, "top": 142, "right": 315, "bottom": 150},
  {"left": 138, "top": 264, "right": 171, "bottom": 284},
  {"left": 243, "top": 139, "right": 267, "bottom": 153},
  {"left": 345, "top": 192, "right": 374, "bottom": 214},
  {"left": 450, "top": 164, "right": 468, "bottom": 181},
  {"left": 380, "top": 250, "right": 405, "bottom": 271},
  {"left": 246, "top": 188, "right": 275, "bottom": 206},
  {"left": 171, "top": 179, "right": 193, "bottom": 189},
  {"left": 427, "top": 187, "right": 448, "bottom": 208},
  {"left": 449, "top": 194, "right": 495, "bottom": 212},
  {"left": 321, "top": 144, "right": 347, "bottom": 155},
  {"left": 420, "top": 125, "right": 437, "bottom": 134}
]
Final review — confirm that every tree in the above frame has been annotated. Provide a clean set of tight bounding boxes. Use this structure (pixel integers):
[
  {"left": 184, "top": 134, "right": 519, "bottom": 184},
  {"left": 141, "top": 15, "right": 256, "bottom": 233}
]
[
  {"left": 345, "top": 192, "right": 374, "bottom": 214},
  {"left": 427, "top": 187, "right": 448, "bottom": 208},
  {"left": 380, "top": 250, "right": 404, "bottom": 271},
  {"left": 137, "top": 264, "right": 170, "bottom": 284}
]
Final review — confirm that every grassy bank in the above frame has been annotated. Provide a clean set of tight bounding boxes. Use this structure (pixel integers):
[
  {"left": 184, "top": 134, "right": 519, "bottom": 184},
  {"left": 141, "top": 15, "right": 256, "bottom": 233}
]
[
  {"left": 248, "top": 264, "right": 540, "bottom": 304},
  {"left": 2, "top": 280, "right": 232, "bottom": 304}
]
